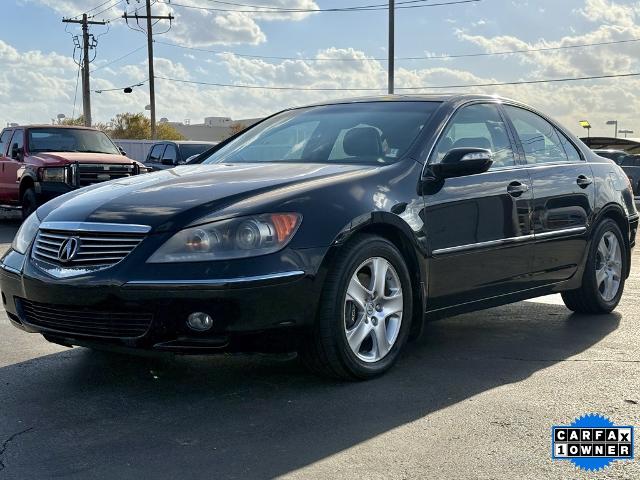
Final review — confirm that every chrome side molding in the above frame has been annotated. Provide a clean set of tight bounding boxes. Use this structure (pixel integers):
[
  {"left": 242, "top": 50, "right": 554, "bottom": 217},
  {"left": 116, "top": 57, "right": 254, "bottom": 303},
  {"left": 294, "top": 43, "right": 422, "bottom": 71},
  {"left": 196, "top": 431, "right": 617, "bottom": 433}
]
[{"left": 432, "top": 226, "right": 587, "bottom": 256}]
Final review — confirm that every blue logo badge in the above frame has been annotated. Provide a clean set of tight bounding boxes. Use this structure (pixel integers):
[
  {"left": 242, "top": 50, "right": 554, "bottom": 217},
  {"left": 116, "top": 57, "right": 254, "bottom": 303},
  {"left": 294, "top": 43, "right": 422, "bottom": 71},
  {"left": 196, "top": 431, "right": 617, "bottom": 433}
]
[{"left": 552, "top": 414, "right": 634, "bottom": 472}]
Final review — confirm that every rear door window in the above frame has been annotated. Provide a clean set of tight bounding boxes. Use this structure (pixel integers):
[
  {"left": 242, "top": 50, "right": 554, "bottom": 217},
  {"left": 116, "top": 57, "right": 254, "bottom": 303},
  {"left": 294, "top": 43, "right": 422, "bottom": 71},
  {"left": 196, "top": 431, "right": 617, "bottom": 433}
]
[{"left": 504, "top": 106, "right": 568, "bottom": 164}]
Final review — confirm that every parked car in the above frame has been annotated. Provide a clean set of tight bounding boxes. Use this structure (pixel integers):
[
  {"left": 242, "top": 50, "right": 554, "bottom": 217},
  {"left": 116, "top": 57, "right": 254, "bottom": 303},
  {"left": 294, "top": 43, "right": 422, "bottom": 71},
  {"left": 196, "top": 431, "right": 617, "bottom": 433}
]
[
  {"left": 144, "top": 141, "right": 218, "bottom": 170},
  {"left": 593, "top": 149, "right": 640, "bottom": 197},
  {"left": 0, "top": 125, "right": 147, "bottom": 219},
  {"left": 1, "top": 95, "right": 637, "bottom": 380}
]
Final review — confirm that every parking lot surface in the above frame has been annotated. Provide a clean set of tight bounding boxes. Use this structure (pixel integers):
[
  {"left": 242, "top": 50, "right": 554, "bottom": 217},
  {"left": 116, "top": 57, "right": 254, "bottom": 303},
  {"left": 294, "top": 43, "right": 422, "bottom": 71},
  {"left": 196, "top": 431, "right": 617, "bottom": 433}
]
[{"left": 0, "top": 218, "right": 638, "bottom": 479}]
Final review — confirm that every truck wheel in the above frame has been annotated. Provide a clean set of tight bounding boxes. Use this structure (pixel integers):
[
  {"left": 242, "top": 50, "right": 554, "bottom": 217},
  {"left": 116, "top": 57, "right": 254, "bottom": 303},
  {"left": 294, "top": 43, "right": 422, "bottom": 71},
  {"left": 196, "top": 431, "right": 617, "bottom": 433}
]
[{"left": 21, "top": 188, "right": 38, "bottom": 220}]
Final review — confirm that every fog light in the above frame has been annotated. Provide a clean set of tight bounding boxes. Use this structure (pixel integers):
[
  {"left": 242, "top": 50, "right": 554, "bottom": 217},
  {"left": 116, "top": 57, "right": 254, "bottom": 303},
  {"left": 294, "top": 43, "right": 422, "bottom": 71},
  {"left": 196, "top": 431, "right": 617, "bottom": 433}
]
[{"left": 187, "top": 312, "right": 214, "bottom": 332}]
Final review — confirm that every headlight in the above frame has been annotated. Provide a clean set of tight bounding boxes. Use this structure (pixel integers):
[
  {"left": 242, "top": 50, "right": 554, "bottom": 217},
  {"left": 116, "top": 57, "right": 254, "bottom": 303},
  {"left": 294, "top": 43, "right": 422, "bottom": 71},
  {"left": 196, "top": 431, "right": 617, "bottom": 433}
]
[
  {"left": 12, "top": 212, "right": 41, "bottom": 254},
  {"left": 147, "top": 213, "right": 302, "bottom": 263},
  {"left": 40, "top": 167, "right": 68, "bottom": 183}
]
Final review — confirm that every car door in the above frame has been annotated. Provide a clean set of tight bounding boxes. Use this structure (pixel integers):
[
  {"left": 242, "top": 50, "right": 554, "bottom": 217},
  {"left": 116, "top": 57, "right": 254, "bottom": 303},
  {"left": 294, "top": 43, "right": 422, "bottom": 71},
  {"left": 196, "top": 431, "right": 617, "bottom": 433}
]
[
  {"left": 0, "top": 129, "right": 24, "bottom": 204},
  {"left": 503, "top": 105, "right": 595, "bottom": 285},
  {"left": 423, "top": 102, "right": 534, "bottom": 310}
]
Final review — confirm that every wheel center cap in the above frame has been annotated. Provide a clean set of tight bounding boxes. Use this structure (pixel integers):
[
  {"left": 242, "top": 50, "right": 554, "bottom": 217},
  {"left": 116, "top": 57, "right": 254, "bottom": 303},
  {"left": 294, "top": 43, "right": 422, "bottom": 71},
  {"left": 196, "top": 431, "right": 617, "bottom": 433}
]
[{"left": 365, "top": 302, "right": 375, "bottom": 316}]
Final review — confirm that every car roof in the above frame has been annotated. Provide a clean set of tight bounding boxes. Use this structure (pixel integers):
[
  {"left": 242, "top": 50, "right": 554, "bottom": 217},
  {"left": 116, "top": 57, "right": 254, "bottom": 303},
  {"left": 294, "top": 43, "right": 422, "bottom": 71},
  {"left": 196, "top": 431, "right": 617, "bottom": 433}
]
[
  {"left": 297, "top": 94, "right": 517, "bottom": 109},
  {"left": 4, "top": 124, "right": 101, "bottom": 131}
]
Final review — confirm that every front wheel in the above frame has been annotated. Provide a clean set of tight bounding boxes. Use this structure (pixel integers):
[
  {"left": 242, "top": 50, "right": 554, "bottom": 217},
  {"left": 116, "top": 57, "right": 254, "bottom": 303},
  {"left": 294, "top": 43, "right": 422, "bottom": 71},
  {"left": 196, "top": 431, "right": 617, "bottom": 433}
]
[
  {"left": 21, "top": 188, "right": 38, "bottom": 220},
  {"left": 300, "top": 235, "right": 413, "bottom": 380},
  {"left": 562, "top": 219, "right": 626, "bottom": 314}
]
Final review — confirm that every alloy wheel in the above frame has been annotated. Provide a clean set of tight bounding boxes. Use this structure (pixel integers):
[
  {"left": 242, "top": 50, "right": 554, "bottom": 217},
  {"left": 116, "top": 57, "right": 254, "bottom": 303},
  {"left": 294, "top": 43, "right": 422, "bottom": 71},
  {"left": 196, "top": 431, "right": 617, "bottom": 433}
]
[
  {"left": 595, "top": 231, "right": 622, "bottom": 302},
  {"left": 343, "top": 257, "right": 403, "bottom": 363}
]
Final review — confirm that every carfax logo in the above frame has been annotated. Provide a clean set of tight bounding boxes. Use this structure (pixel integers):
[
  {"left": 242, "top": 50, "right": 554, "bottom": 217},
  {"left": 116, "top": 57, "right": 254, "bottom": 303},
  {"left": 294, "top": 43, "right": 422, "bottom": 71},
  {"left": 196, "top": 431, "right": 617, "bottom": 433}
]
[{"left": 552, "top": 414, "right": 634, "bottom": 472}]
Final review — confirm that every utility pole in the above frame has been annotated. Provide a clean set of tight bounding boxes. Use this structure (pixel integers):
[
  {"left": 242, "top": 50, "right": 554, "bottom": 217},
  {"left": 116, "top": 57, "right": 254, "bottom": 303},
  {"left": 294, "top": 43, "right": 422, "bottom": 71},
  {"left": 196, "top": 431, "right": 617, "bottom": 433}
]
[
  {"left": 388, "top": 0, "right": 395, "bottom": 94},
  {"left": 123, "top": 2, "right": 173, "bottom": 139},
  {"left": 62, "top": 14, "right": 106, "bottom": 127}
]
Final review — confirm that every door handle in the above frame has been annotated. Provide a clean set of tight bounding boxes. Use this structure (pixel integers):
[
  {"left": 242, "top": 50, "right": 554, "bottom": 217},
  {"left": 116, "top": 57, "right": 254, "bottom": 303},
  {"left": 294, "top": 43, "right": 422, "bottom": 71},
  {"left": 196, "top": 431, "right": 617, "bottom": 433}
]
[
  {"left": 507, "top": 181, "right": 529, "bottom": 197},
  {"left": 576, "top": 175, "right": 593, "bottom": 188}
]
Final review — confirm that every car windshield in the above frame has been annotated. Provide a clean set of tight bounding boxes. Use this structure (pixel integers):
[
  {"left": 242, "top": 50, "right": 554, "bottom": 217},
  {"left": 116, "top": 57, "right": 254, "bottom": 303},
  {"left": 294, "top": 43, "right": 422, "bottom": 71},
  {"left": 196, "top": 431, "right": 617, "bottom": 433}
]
[
  {"left": 179, "top": 144, "right": 215, "bottom": 159},
  {"left": 28, "top": 128, "right": 120, "bottom": 155},
  {"left": 201, "top": 102, "right": 440, "bottom": 165}
]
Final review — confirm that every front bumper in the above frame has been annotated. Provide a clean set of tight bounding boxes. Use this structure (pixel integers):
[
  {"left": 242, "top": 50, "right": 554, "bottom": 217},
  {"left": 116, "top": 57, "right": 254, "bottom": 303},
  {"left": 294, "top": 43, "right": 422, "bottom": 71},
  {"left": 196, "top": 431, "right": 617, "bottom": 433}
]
[{"left": 0, "top": 249, "right": 327, "bottom": 354}]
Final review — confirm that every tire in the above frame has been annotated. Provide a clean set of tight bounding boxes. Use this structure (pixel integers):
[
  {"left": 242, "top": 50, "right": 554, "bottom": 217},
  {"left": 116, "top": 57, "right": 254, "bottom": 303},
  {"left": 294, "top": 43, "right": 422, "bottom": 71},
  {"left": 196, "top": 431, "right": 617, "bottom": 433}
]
[
  {"left": 300, "top": 234, "right": 413, "bottom": 380},
  {"left": 21, "top": 188, "right": 37, "bottom": 220},
  {"left": 562, "top": 218, "right": 626, "bottom": 314}
]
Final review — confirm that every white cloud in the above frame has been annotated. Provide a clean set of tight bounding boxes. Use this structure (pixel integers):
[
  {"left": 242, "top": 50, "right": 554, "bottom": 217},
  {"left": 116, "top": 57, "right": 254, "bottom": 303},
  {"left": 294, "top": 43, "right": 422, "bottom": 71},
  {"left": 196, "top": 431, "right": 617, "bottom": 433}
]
[{"left": 27, "top": 0, "right": 319, "bottom": 47}]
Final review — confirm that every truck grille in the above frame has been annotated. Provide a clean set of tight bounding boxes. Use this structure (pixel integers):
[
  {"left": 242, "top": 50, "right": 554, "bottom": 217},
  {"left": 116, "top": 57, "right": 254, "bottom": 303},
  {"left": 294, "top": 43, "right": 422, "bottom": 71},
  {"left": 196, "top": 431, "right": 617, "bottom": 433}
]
[
  {"left": 18, "top": 299, "right": 153, "bottom": 338},
  {"left": 77, "top": 163, "right": 136, "bottom": 186},
  {"left": 32, "top": 226, "right": 146, "bottom": 269}
]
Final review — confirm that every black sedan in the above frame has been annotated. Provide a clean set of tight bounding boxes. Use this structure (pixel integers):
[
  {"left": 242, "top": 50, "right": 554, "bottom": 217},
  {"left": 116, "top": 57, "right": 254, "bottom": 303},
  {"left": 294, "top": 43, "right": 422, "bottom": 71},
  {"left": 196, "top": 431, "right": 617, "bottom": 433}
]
[{"left": 1, "top": 95, "right": 637, "bottom": 380}]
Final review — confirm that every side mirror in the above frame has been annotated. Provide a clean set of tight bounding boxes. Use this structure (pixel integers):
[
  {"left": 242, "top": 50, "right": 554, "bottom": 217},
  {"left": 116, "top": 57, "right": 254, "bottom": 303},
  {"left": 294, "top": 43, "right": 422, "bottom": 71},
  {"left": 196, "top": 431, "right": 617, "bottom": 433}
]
[
  {"left": 118, "top": 146, "right": 127, "bottom": 156},
  {"left": 429, "top": 148, "right": 493, "bottom": 180},
  {"left": 11, "top": 143, "right": 24, "bottom": 161}
]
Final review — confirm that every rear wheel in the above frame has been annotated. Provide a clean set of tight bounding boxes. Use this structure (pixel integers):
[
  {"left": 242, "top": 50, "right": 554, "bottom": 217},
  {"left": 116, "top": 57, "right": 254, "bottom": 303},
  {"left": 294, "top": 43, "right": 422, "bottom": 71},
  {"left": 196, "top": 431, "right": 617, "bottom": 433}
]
[
  {"left": 300, "top": 235, "right": 413, "bottom": 380},
  {"left": 21, "top": 188, "right": 37, "bottom": 220},
  {"left": 562, "top": 219, "right": 626, "bottom": 313}
]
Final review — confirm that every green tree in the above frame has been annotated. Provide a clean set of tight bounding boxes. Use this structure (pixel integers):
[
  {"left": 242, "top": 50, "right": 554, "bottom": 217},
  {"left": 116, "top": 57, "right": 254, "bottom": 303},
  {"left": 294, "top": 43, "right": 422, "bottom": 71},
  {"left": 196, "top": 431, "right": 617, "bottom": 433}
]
[{"left": 108, "top": 113, "right": 185, "bottom": 140}]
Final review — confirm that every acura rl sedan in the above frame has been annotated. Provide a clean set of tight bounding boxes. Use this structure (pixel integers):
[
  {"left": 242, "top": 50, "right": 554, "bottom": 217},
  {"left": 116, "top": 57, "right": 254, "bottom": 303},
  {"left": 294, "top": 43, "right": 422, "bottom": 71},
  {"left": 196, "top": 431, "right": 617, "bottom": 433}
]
[{"left": 1, "top": 95, "right": 637, "bottom": 380}]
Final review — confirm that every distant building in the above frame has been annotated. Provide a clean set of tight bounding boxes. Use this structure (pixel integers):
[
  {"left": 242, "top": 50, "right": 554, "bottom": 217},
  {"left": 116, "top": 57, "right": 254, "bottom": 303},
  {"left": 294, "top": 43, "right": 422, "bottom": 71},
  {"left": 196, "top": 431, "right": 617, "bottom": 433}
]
[{"left": 164, "top": 116, "right": 262, "bottom": 142}]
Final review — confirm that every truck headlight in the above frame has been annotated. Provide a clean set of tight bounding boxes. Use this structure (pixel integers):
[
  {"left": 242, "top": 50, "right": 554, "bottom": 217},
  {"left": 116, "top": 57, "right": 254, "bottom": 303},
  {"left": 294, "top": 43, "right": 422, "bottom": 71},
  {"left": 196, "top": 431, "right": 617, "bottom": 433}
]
[
  {"left": 12, "top": 212, "right": 41, "bottom": 254},
  {"left": 147, "top": 213, "right": 302, "bottom": 263},
  {"left": 40, "top": 167, "right": 68, "bottom": 183}
]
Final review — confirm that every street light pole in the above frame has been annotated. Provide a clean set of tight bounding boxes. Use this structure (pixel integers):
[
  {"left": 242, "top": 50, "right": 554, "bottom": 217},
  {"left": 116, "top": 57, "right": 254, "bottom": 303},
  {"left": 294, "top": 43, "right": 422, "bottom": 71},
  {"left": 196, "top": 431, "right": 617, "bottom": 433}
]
[{"left": 606, "top": 120, "right": 618, "bottom": 138}]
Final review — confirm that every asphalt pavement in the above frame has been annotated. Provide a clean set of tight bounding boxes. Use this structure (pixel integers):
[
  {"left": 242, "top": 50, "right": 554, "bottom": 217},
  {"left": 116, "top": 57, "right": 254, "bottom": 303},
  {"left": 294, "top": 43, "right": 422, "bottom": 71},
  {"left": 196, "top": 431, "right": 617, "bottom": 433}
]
[{"left": 0, "top": 217, "right": 637, "bottom": 479}]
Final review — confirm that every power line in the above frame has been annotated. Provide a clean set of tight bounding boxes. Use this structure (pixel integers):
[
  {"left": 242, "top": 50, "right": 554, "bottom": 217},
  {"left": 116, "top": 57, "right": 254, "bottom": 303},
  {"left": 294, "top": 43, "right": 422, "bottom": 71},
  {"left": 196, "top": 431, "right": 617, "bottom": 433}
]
[
  {"left": 70, "top": 0, "right": 117, "bottom": 19},
  {"left": 155, "top": 71, "right": 640, "bottom": 91},
  {"left": 154, "top": 36, "right": 640, "bottom": 62},
  {"left": 95, "top": 80, "right": 148, "bottom": 93},
  {"left": 198, "top": 0, "right": 434, "bottom": 12},
  {"left": 158, "top": 0, "right": 481, "bottom": 14},
  {"left": 90, "top": 0, "right": 126, "bottom": 19},
  {"left": 91, "top": 45, "right": 147, "bottom": 72}
]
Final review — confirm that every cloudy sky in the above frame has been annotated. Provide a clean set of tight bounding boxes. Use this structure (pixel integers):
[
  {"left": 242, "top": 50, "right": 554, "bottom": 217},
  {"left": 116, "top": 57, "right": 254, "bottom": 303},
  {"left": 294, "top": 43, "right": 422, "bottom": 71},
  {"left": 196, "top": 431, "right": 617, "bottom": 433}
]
[{"left": 2, "top": 0, "right": 640, "bottom": 136}]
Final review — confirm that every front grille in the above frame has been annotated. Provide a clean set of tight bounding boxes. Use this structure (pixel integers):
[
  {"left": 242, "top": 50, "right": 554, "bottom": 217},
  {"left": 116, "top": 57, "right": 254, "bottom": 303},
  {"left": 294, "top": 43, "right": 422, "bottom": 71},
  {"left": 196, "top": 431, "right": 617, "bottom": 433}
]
[
  {"left": 77, "top": 163, "right": 136, "bottom": 186},
  {"left": 18, "top": 299, "right": 153, "bottom": 338},
  {"left": 32, "top": 228, "right": 146, "bottom": 268}
]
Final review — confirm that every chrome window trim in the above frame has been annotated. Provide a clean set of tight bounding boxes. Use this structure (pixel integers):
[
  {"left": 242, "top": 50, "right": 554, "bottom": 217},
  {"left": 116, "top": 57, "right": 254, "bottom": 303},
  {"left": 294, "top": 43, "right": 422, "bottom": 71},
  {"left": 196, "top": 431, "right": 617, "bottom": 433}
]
[
  {"left": 432, "top": 226, "right": 587, "bottom": 256},
  {"left": 39, "top": 222, "right": 151, "bottom": 234},
  {"left": 124, "top": 270, "right": 305, "bottom": 288}
]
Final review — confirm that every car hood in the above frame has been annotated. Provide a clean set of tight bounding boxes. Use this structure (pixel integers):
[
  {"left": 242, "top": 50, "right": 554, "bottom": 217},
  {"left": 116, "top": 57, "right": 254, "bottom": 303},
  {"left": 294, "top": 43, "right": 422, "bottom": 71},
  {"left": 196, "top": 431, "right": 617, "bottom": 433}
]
[
  {"left": 30, "top": 152, "right": 136, "bottom": 165},
  {"left": 39, "top": 162, "right": 375, "bottom": 231}
]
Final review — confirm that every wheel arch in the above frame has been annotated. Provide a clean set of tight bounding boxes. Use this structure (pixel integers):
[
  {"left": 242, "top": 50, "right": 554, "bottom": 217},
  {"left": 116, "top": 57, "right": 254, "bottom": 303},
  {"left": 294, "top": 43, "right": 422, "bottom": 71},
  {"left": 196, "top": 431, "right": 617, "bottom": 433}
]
[
  {"left": 326, "top": 213, "right": 428, "bottom": 338},
  {"left": 592, "top": 203, "right": 632, "bottom": 278},
  {"left": 19, "top": 174, "right": 36, "bottom": 201}
]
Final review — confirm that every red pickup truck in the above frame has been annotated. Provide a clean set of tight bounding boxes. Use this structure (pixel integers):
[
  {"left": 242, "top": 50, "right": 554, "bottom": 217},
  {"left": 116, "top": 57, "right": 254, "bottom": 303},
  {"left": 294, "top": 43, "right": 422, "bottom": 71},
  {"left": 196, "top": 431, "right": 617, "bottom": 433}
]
[{"left": 0, "top": 125, "right": 147, "bottom": 219}]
